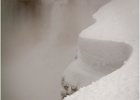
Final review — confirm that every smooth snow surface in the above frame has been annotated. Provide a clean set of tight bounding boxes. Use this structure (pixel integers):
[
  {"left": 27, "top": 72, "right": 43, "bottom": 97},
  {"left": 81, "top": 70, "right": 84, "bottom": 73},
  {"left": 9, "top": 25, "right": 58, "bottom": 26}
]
[
  {"left": 63, "top": 0, "right": 138, "bottom": 99},
  {"left": 63, "top": 40, "right": 132, "bottom": 87},
  {"left": 64, "top": 48, "right": 138, "bottom": 100},
  {"left": 80, "top": 0, "right": 138, "bottom": 45}
]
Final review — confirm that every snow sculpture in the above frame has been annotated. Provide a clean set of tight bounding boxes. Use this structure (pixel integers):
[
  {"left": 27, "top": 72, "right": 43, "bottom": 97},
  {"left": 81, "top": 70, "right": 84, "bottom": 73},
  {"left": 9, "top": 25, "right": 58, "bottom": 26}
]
[{"left": 61, "top": 0, "right": 138, "bottom": 99}]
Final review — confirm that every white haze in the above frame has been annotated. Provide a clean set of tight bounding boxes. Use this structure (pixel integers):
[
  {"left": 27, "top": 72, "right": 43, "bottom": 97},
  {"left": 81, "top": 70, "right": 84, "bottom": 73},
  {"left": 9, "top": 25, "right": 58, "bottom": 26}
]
[{"left": 2, "top": 0, "right": 110, "bottom": 100}]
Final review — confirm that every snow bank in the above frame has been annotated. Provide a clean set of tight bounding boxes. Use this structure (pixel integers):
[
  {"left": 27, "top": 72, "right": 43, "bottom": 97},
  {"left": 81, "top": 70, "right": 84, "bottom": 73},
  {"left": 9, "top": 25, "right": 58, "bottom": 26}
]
[
  {"left": 64, "top": 48, "right": 138, "bottom": 100},
  {"left": 63, "top": 0, "right": 138, "bottom": 99},
  {"left": 63, "top": 40, "right": 132, "bottom": 87}
]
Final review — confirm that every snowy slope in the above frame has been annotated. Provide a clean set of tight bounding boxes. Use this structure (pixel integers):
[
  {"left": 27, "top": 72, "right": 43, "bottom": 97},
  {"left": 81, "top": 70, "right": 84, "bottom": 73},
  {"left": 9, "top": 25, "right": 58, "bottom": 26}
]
[
  {"left": 64, "top": 48, "right": 138, "bottom": 100},
  {"left": 63, "top": 0, "right": 138, "bottom": 99}
]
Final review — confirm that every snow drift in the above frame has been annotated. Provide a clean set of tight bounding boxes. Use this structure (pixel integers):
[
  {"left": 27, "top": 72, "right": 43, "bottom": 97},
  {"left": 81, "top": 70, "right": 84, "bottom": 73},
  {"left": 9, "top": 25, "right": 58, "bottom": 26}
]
[{"left": 62, "top": 0, "right": 139, "bottom": 99}]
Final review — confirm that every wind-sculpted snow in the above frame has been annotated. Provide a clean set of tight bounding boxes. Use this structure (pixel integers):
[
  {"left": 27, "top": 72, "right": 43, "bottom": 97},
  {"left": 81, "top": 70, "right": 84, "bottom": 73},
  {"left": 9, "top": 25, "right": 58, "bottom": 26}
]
[
  {"left": 63, "top": 48, "right": 138, "bottom": 100},
  {"left": 62, "top": 0, "right": 138, "bottom": 99}
]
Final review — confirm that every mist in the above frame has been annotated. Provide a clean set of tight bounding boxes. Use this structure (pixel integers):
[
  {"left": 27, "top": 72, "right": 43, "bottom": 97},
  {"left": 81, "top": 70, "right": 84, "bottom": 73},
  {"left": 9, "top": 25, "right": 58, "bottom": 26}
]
[{"left": 2, "top": 0, "right": 110, "bottom": 100}]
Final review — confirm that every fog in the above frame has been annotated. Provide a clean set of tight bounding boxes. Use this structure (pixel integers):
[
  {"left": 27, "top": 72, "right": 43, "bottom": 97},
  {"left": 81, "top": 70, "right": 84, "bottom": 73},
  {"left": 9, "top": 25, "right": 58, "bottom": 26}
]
[{"left": 2, "top": 0, "right": 110, "bottom": 100}]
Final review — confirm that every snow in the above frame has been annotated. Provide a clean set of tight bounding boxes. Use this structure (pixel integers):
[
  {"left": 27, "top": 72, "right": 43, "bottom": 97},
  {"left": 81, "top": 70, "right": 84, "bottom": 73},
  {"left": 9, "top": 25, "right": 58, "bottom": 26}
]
[
  {"left": 63, "top": 0, "right": 138, "bottom": 100},
  {"left": 2, "top": 0, "right": 138, "bottom": 100},
  {"left": 80, "top": 0, "right": 138, "bottom": 45},
  {"left": 64, "top": 49, "right": 138, "bottom": 100}
]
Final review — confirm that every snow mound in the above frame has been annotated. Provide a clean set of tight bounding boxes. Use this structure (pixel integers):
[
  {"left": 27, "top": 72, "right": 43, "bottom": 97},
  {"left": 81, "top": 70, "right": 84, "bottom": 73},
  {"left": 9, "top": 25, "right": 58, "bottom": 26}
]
[
  {"left": 63, "top": 0, "right": 138, "bottom": 100},
  {"left": 64, "top": 48, "right": 138, "bottom": 100}
]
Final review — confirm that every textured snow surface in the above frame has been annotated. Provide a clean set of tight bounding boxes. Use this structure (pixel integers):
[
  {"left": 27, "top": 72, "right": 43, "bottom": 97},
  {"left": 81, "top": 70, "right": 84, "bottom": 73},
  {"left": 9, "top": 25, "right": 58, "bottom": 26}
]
[{"left": 63, "top": 0, "right": 138, "bottom": 100}]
